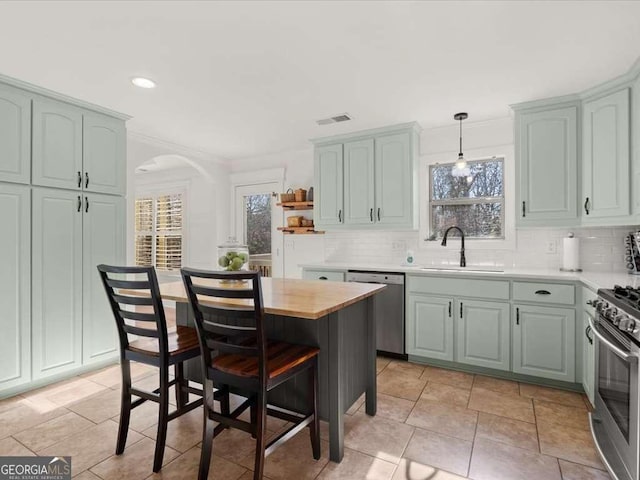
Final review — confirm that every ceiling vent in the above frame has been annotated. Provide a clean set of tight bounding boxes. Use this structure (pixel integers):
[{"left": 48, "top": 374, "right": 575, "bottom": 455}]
[{"left": 316, "top": 113, "right": 352, "bottom": 125}]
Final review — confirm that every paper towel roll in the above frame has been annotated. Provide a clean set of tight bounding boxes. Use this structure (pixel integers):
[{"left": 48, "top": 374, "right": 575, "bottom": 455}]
[{"left": 562, "top": 236, "right": 580, "bottom": 271}]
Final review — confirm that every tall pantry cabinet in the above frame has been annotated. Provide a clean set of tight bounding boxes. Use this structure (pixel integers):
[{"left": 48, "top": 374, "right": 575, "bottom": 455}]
[{"left": 0, "top": 77, "right": 128, "bottom": 396}]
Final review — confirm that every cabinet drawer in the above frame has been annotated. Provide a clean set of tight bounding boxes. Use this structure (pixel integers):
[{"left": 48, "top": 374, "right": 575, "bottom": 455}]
[
  {"left": 303, "top": 270, "right": 345, "bottom": 282},
  {"left": 407, "top": 275, "right": 509, "bottom": 300},
  {"left": 513, "top": 282, "right": 575, "bottom": 305}
]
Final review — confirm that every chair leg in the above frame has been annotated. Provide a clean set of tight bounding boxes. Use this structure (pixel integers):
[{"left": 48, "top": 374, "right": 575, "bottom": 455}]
[
  {"left": 175, "top": 362, "right": 188, "bottom": 411},
  {"left": 220, "top": 384, "right": 230, "bottom": 422},
  {"left": 253, "top": 390, "right": 267, "bottom": 480},
  {"left": 115, "top": 359, "right": 132, "bottom": 455},
  {"left": 153, "top": 365, "right": 170, "bottom": 472},
  {"left": 250, "top": 397, "right": 257, "bottom": 439},
  {"left": 309, "top": 358, "right": 321, "bottom": 460},
  {"left": 198, "top": 382, "right": 216, "bottom": 480}
]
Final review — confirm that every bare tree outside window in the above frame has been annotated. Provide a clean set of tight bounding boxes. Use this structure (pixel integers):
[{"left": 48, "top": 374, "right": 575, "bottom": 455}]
[
  {"left": 429, "top": 158, "right": 504, "bottom": 240},
  {"left": 244, "top": 194, "right": 271, "bottom": 255}
]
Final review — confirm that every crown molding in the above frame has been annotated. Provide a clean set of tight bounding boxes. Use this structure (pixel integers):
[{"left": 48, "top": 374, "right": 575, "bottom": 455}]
[
  {"left": 310, "top": 121, "right": 422, "bottom": 145},
  {"left": 0, "top": 72, "right": 131, "bottom": 120}
]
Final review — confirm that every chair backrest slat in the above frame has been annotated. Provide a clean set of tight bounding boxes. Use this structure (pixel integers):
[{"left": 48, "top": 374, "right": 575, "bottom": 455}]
[
  {"left": 113, "top": 293, "right": 154, "bottom": 306},
  {"left": 119, "top": 309, "right": 158, "bottom": 322},
  {"left": 97, "top": 264, "right": 169, "bottom": 357},
  {"left": 123, "top": 324, "right": 159, "bottom": 338},
  {"left": 105, "top": 278, "right": 150, "bottom": 290},
  {"left": 202, "top": 319, "right": 256, "bottom": 336},
  {"left": 197, "top": 303, "right": 257, "bottom": 320},
  {"left": 191, "top": 284, "right": 255, "bottom": 299},
  {"left": 181, "top": 268, "right": 267, "bottom": 382}
]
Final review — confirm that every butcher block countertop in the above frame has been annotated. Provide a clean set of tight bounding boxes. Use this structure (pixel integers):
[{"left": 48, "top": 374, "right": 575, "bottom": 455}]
[{"left": 138, "top": 277, "right": 385, "bottom": 320}]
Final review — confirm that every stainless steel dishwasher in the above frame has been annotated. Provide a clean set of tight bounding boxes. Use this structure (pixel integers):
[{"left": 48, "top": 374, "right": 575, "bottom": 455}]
[{"left": 346, "top": 271, "right": 406, "bottom": 358}]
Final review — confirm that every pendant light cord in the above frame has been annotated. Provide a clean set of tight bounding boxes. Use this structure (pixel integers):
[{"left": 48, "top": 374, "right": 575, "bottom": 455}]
[{"left": 459, "top": 118, "right": 463, "bottom": 157}]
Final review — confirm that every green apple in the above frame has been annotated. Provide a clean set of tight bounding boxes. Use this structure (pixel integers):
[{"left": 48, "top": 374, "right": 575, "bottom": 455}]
[{"left": 218, "top": 255, "right": 230, "bottom": 267}]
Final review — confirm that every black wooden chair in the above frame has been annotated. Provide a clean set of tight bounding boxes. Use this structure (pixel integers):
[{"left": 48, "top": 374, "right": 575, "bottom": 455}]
[
  {"left": 97, "top": 265, "right": 205, "bottom": 472},
  {"left": 180, "top": 268, "right": 320, "bottom": 480}
]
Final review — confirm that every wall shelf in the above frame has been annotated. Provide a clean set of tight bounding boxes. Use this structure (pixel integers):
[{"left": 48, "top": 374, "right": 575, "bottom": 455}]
[
  {"left": 276, "top": 201, "right": 314, "bottom": 211},
  {"left": 277, "top": 227, "right": 324, "bottom": 235}
]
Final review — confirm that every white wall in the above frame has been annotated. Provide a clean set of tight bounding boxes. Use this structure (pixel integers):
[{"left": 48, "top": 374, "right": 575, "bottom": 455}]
[{"left": 126, "top": 134, "right": 231, "bottom": 272}]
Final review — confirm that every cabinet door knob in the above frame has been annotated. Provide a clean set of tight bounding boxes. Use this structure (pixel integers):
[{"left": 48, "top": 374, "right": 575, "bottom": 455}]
[
  {"left": 460, "top": 302, "right": 463, "bottom": 317},
  {"left": 85, "top": 196, "right": 89, "bottom": 213},
  {"left": 448, "top": 301, "right": 452, "bottom": 318},
  {"left": 77, "top": 171, "right": 82, "bottom": 188},
  {"left": 377, "top": 207, "right": 381, "bottom": 221},
  {"left": 319, "top": 276, "right": 328, "bottom": 280},
  {"left": 535, "top": 290, "right": 551, "bottom": 295},
  {"left": 584, "top": 197, "right": 590, "bottom": 215},
  {"left": 522, "top": 201, "right": 526, "bottom": 218},
  {"left": 338, "top": 209, "right": 342, "bottom": 223},
  {"left": 85, "top": 172, "right": 89, "bottom": 189},
  {"left": 77, "top": 195, "right": 82, "bottom": 212},
  {"left": 516, "top": 307, "right": 520, "bottom": 325},
  {"left": 370, "top": 208, "right": 373, "bottom": 222}
]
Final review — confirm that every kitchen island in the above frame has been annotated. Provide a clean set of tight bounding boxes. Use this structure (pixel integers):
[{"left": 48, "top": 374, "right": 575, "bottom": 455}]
[{"left": 155, "top": 277, "right": 385, "bottom": 462}]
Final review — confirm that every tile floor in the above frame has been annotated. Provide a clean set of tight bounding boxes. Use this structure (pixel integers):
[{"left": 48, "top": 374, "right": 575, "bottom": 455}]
[{"left": 0, "top": 357, "right": 612, "bottom": 480}]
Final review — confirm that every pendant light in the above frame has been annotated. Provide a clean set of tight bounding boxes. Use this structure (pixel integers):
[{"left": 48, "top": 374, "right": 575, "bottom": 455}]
[{"left": 452, "top": 112, "right": 470, "bottom": 177}]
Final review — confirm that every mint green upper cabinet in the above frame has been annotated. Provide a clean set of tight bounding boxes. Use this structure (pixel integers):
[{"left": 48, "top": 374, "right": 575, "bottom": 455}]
[
  {"left": 312, "top": 123, "right": 418, "bottom": 230},
  {"left": 582, "top": 88, "right": 630, "bottom": 220},
  {"left": 512, "top": 304, "right": 575, "bottom": 382},
  {"left": 314, "top": 144, "right": 344, "bottom": 226},
  {"left": 456, "top": 299, "right": 510, "bottom": 371},
  {"left": 83, "top": 194, "right": 124, "bottom": 364},
  {"left": 32, "top": 98, "right": 83, "bottom": 190},
  {"left": 0, "top": 184, "right": 30, "bottom": 390},
  {"left": 516, "top": 105, "right": 578, "bottom": 225},
  {"left": 375, "top": 132, "right": 413, "bottom": 226},
  {"left": 344, "top": 138, "right": 375, "bottom": 225},
  {"left": 83, "top": 113, "right": 126, "bottom": 195},
  {"left": 0, "top": 84, "right": 31, "bottom": 184},
  {"left": 32, "top": 188, "right": 83, "bottom": 379},
  {"left": 406, "top": 294, "right": 454, "bottom": 361}
]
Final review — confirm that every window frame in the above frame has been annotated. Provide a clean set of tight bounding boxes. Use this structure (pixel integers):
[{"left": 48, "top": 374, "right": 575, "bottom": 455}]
[
  {"left": 134, "top": 183, "right": 187, "bottom": 271},
  {"left": 428, "top": 157, "right": 506, "bottom": 241},
  {"left": 419, "top": 147, "right": 515, "bottom": 251}
]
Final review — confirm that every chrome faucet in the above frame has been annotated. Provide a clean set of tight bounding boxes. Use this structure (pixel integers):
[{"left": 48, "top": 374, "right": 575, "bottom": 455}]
[{"left": 441, "top": 226, "right": 466, "bottom": 267}]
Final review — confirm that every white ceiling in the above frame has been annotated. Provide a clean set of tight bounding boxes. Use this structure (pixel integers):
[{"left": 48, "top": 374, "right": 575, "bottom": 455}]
[{"left": 1, "top": 1, "right": 639, "bottom": 161}]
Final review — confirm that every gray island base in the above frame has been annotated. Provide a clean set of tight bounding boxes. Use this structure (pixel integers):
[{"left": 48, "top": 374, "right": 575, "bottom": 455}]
[{"left": 176, "top": 295, "right": 377, "bottom": 463}]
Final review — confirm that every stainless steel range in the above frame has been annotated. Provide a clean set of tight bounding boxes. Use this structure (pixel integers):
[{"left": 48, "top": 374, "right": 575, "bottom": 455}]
[{"left": 590, "top": 286, "right": 640, "bottom": 480}]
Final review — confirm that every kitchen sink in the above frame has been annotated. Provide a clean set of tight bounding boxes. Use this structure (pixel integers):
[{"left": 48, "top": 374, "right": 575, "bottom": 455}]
[{"left": 419, "top": 266, "right": 504, "bottom": 273}]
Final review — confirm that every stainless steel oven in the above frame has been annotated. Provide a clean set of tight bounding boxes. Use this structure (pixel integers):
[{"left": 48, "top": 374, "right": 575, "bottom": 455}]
[{"left": 589, "top": 313, "right": 640, "bottom": 480}]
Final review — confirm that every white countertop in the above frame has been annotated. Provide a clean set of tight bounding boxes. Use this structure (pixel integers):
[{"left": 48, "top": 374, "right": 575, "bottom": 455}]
[{"left": 299, "top": 262, "right": 640, "bottom": 292}]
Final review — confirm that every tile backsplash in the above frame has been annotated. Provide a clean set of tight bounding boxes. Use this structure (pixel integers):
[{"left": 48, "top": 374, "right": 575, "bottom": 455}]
[{"left": 322, "top": 226, "right": 635, "bottom": 273}]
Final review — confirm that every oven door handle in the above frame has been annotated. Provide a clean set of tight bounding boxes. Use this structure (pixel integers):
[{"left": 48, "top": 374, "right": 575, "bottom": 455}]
[{"left": 589, "top": 317, "right": 638, "bottom": 362}]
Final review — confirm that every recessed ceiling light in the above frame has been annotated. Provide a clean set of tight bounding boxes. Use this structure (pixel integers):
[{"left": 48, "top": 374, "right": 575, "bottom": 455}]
[{"left": 131, "top": 77, "right": 156, "bottom": 89}]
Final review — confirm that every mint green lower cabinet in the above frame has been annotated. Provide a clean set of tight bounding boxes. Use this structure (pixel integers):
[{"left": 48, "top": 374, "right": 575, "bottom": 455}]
[
  {"left": 513, "top": 304, "right": 576, "bottom": 382},
  {"left": 456, "top": 300, "right": 510, "bottom": 371},
  {"left": 583, "top": 310, "right": 596, "bottom": 405},
  {"left": 302, "top": 269, "right": 345, "bottom": 282},
  {"left": 406, "top": 294, "right": 454, "bottom": 361},
  {"left": 32, "top": 188, "right": 83, "bottom": 379},
  {"left": 0, "top": 184, "right": 31, "bottom": 390},
  {"left": 82, "top": 194, "right": 124, "bottom": 364}
]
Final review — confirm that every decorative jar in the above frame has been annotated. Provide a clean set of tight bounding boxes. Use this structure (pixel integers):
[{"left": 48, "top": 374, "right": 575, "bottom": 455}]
[{"left": 217, "top": 237, "right": 250, "bottom": 271}]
